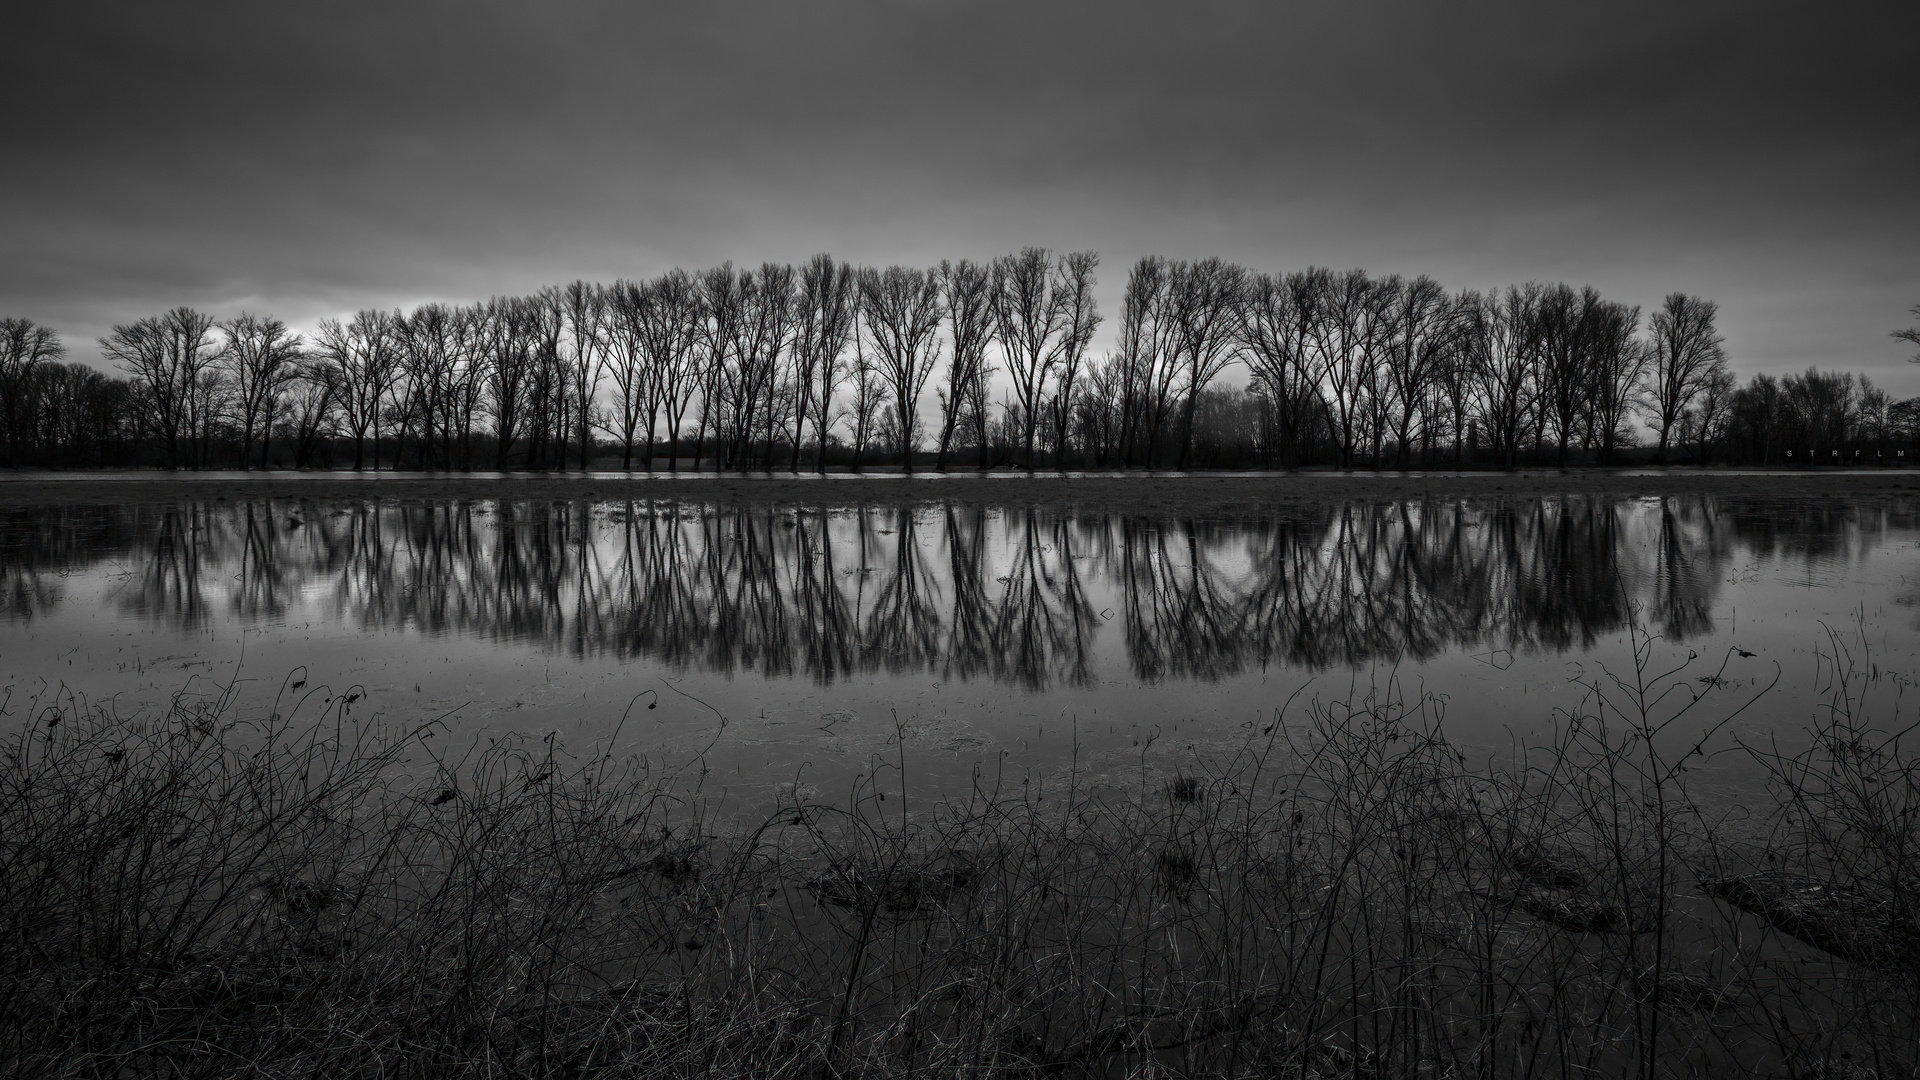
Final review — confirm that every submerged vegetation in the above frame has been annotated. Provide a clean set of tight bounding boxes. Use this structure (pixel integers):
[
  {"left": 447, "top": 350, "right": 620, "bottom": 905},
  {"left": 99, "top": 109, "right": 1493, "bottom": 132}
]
[{"left": 3, "top": 625, "right": 1919, "bottom": 1078}]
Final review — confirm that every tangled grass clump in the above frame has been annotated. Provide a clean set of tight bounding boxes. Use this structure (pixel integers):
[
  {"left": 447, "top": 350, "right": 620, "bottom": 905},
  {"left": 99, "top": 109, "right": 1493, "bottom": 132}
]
[{"left": 2, "top": 626, "right": 1918, "bottom": 1077}]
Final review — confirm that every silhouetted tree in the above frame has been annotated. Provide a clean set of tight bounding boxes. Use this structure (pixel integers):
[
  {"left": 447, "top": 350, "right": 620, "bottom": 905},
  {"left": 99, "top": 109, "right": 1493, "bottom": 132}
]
[
  {"left": 219, "top": 313, "right": 303, "bottom": 470},
  {"left": 1466, "top": 285, "right": 1543, "bottom": 469},
  {"left": 561, "top": 281, "right": 607, "bottom": 470},
  {"left": 474, "top": 298, "right": 539, "bottom": 470},
  {"left": 317, "top": 309, "right": 398, "bottom": 470},
  {"left": 603, "top": 280, "right": 652, "bottom": 470},
  {"left": 857, "top": 264, "right": 944, "bottom": 472},
  {"left": 936, "top": 259, "right": 996, "bottom": 471},
  {"left": 1044, "top": 251, "right": 1101, "bottom": 467},
  {"left": 1535, "top": 284, "right": 1590, "bottom": 466},
  {"left": 1724, "top": 372, "right": 1782, "bottom": 464},
  {"left": 791, "top": 255, "right": 857, "bottom": 473},
  {"left": 1312, "top": 269, "right": 1388, "bottom": 467},
  {"left": 1116, "top": 256, "right": 1179, "bottom": 467},
  {"left": 1159, "top": 258, "right": 1240, "bottom": 468},
  {"left": 1235, "top": 270, "right": 1321, "bottom": 467},
  {"left": 0, "top": 318, "right": 64, "bottom": 467},
  {"left": 847, "top": 316, "right": 884, "bottom": 471},
  {"left": 523, "top": 286, "right": 571, "bottom": 470},
  {"left": 1692, "top": 364, "right": 1736, "bottom": 464},
  {"left": 711, "top": 264, "right": 794, "bottom": 471},
  {"left": 1776, "top": 368, "right": 1857, "bottom": 462},
  {"left": 391, "top": 303, "right": 463, "bottom": 469},
  {"left": 1645, "top": 292, "right": 1729, "bottom": 464},
  {"left": 1380, "top": 276, "right": 1460, "bottom": 466},
  {"left": 1894, "top": 304, "right": 1920, "bottom": 362},
  {"left": 994, "top": 248, "right": 1097, "bottom": 469},
  {"left": 21, "top": 362, "right": 133, "bottom": 466},
  {"left": 284, "top": 357, "right": 340, "bottom": 468},
  {"left": 1583, "top": 299, "right": 1648, "bottom": 465},
  {"left": 646, "top": 271, "right": 704, "bottom": 472},
  {"left": 101, "top": 307, "right": 219, "bottom": 469}
]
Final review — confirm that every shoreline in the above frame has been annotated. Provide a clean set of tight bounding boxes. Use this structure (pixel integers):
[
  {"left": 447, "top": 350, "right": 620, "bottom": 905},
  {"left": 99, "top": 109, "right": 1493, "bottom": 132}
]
[{"left": 2, "top": 467, "right": 1919, "bottom": 510}]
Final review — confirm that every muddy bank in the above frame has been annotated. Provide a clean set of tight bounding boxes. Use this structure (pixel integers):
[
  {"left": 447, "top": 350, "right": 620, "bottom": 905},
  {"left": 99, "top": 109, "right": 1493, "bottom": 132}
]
[{"left": 2, "top": 468, "right": 1918, "bottom": 513}]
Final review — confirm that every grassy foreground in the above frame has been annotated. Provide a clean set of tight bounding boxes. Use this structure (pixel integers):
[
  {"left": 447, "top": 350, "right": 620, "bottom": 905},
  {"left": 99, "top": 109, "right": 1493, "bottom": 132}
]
[{"left": 3, "top": 632, "right": 1918, "bottom": 1078}]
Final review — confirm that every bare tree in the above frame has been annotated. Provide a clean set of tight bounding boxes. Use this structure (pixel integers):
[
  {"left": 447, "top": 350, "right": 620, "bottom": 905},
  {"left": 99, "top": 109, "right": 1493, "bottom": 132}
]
[
  {"left": 1693, "top": 364, "right": 1736, "bottom": 463},
  {"left": 1585, "top": 300, "right": 1649, "bottom": 465},
  {"left": 0, "top": 318, "right": 64, "bottom": 467},
  {"left": 1379, "top": 276, "right": 1460, "bottom": 466},
  {"left": 100, "top": 307, "right": 219, "bottom": 469},
  {"left": 391, "top": 303, "right": 464, "bottom": 469},
  {"left": 857, "top": 264, "right": 945, "bottom": 472},
  {"left": 561, "top": 281, "right": 608, "bottom": 470},
  {"left": 1046, "top": 251, "right": 1101, "bottom": 468},
  {"left": 935, "top": 259, "right": 995, "bottom": 471},
  {"left": 24, "top": 361, "right": 133, "bottom": 467},
  {"left": 448, "top": 306, "right": 491, "bottom": 470},
  {"left": 472, "top": 298, "right": 539, "bottom": 470},
  {"left": 1166, "top": 257, "right": 1239, "bottom": 468},
  {"left": 846, "top": 321, "right": 884, "bottom": 471},
  {"left": 1645, "top": 292, "right": 1728, "bottom": 464},
  {"left": 220, "top": 313, "right": 303, "bottom": 470},
  {"left": 1116, "top": 256, "right": 1178, "bottom": 467},
  {"left": 1233, "top": 271, "right": 1321, "bottom": 468},
  {"left": 602, "top": 273, "right": 704, "bottom": 472},
  {"left": 524, "top": 286, "right": 570, "bottom": 469},
  {"left": 1893, "top": 304, "right": 1920, "bottom": 361},
  {"left": 649, "top": 270, "right": 705, "bottom": 471},
  {"left": 1076, "top": 352, "right": 1124, "bottom": 464},
  {"left": 737, "top": 264, "right": 796, "bottom": 470},
  {"left": 284, "top": 357, "right": 341, "bottom": 468},
  {"left": 316, "top": 309, "right": 398, "bottom": 470},
  {"left": 189, "top": 366, "right": 228, "bottom": 469},
  {"left": 1534, "top": 284, "right": 1587, "bottom": 467},
  {"left": 1856, "top": 376, "right": 1891, "bottom": 461},
  {"left": 603, "top": 280, "right": 651, "bottom": 470},
  {"left": 962, "top": 339, "right": 995, "bottom": 469},
  {"left": 693, "top": 265, "right": 743, "bottom": 471},
  {"left": 791, "top": 255, "right": 858, "bottom": 473},
  {"left": 1466, "top": 285, "right": 1543, "bottom": 469},
  {"left": 1298, "top": 270, "right": 1364, "bottom": 466},
  {"left": 993, "top": 247, "right": 1073, "bottom": 469},
  {"left": 698, "top": 263, "right": 794, "bottom": 472}
]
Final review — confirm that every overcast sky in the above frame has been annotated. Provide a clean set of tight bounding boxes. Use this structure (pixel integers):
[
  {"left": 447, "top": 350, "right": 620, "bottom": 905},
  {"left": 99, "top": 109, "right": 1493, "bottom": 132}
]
[{"left": 5, "top": 1, "right": 1916, "bottom": 390}]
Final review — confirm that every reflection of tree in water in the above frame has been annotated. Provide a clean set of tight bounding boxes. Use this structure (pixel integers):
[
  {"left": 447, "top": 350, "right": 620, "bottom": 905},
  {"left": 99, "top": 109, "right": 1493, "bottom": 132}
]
[
  {"left": 1120, "top": 517, "right": 1244, "bottom": 681},
  {"left": 606, "top": 506, "right": 703, "bottom": 670},
  {"left": 992, "top": 510, "right": 1097, "bottom": 690},
  {"left": 1238, "top": 503, "right": 1467, "bottom": 671},
  {"left": 120, "top": 505, "right": 213, "bottom": 629},
  {"left": 1650, "top": 497, "right": 1724, "bottom": 641},
  {"left": 863, "top": 508, "right": 943, "bottom": 676},
  {"left": 229, "top": 503, "right": 292, "bottom": 621},
  {"left": 701, "top": 508, "right": 797, "bottom": 678},
  {"left": 7, "top": 493, "right": 1869, "bottom": 687},
  {"left": 0, "top": 506, "right": 140, "bottom": 621},
  {"left": 1500, "top": 497, "right": 1630, "bottom": 653},
  {"left": 794, "top": 509, "right": 858, "bottom": 683},
  {"left": 1721, "top": 498, "right": 1873, "bottom": 564},
  {"left": 941, "top": 506, "right": 995, "bottom": 684}
]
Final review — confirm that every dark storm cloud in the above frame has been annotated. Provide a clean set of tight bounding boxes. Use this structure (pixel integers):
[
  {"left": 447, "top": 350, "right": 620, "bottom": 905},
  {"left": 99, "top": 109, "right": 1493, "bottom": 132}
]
[{"left": 4, "top": 0, "right": 1916, "bottom": 384}]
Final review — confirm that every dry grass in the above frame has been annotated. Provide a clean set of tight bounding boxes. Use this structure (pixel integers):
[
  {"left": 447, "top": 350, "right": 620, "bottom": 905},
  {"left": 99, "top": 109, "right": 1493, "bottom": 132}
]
[{"left": 3, "top": 625, "right": 1918, "bottom": 1079}]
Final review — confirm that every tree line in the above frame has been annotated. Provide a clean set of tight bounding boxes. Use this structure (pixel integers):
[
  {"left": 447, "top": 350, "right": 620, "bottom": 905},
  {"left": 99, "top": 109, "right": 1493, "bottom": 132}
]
[{"left": 2, "top": 255, "right": 1915, "bottom": 470}]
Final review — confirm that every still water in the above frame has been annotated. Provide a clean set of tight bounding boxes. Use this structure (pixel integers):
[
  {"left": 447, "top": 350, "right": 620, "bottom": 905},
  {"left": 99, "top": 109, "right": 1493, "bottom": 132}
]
[{"left": 3, "top": 494, "right": 1917, "bottom": 799}]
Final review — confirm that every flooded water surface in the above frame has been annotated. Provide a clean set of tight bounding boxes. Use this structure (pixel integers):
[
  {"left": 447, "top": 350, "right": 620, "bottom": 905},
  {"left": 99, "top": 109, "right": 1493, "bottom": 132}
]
[{"left": 4, "top": 493, "right": 1917, "bottom": 799}]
